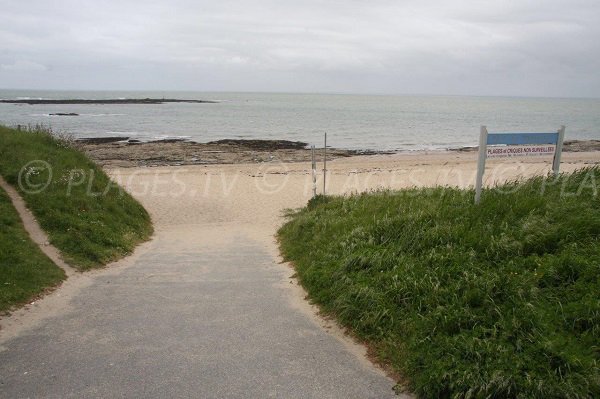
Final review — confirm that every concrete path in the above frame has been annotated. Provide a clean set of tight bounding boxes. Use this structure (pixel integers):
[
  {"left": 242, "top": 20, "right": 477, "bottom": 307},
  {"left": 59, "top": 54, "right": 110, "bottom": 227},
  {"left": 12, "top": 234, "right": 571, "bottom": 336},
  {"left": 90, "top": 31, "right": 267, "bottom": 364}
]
[{"left": 0, "top": 220, "right": 400, "bottom": 397}]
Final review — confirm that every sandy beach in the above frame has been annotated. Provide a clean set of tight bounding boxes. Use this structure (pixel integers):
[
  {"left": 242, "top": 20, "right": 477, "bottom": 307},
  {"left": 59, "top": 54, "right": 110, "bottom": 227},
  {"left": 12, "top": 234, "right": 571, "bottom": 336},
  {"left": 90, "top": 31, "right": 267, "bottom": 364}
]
[{"left": 106, "top": 149, "right": 600, "bottom": 233}]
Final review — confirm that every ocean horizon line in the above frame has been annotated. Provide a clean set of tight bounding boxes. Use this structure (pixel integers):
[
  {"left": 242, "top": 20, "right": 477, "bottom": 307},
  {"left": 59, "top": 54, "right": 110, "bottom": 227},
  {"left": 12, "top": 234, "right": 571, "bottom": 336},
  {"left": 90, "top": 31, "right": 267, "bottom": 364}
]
[{"left": 1, "top": 88, "right": 599, "bottom": 101}]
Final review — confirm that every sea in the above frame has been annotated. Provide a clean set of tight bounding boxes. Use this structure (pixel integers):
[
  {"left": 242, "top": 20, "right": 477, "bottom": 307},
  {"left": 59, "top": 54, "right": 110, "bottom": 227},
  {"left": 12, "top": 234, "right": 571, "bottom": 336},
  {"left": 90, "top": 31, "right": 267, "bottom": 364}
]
[{"left": 0, "top": 90, "right": 598, "bottom": 151}]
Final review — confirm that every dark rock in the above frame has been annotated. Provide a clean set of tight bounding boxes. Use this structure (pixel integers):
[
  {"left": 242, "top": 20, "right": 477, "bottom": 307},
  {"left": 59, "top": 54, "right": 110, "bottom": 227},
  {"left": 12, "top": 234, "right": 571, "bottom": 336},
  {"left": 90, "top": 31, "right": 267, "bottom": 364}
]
[
  {"left": 207, "top": 139, "right": 308, "bottom": 150},
  {"left": 150, "top": 138, "right": 189, "bottom": 143},
  {"left": 0, "top": 98, "right": 217, "bottom": 105},
  {"left": 76, "top": 137, "right": 129, "bottom": 144}
]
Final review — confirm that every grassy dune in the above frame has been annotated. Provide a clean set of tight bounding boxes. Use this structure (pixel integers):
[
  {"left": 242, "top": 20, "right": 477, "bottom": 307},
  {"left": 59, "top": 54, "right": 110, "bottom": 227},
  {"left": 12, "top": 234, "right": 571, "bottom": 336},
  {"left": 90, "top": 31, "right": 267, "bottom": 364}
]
[
  {"left": 0, "top": 125, "right": 153, "bottom": 270},
  {"left": 0, "top": 186, "right": 65, "bottom": 312},
  {"left": 278, "top": 168, "right": 600, "bottom": 398}
]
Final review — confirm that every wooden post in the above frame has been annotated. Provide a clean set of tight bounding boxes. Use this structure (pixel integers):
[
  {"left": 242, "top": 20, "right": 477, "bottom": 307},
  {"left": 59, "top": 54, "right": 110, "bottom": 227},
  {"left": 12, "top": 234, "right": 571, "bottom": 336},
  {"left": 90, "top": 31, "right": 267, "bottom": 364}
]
[
  {"left": 552, "top": 125, "right": 565, "bottom": 176},
  {"left": 475, "top": 126, "right": 488, "bottom": 204},
  {"left": 323, "top": 132, "right": 327, "bottom": 196},
  {"left": 311, "top": 145, "right": 317, "bottom": 197}
]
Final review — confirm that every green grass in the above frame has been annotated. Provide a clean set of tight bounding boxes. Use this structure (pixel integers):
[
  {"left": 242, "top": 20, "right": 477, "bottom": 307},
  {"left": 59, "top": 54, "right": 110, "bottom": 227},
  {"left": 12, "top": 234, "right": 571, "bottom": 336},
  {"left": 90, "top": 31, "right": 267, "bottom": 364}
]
[
  {"left": 0, "top": 185, "right": 65, "bottom": 312},
  {"left": 0, "top": 125, "right": 153, "bottom": 270},
  {"left": 278, "top": 168, "right": 600, "bottom": 398}
]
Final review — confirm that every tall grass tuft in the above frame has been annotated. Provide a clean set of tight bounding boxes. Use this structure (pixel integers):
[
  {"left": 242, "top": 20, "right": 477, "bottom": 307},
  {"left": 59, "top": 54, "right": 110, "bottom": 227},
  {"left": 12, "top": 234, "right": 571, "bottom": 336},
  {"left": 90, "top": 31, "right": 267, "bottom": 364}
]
[
  {"left": 278, "top": 167, "right": 600, "bottom": 398},
  {"left": 0, "top": 124, "right": 153, "bottom": 270}
]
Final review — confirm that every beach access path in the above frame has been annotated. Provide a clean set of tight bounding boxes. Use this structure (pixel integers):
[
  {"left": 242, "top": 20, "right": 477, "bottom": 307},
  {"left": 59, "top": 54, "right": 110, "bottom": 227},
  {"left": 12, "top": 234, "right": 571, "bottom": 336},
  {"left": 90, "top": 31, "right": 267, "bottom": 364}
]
[{"left": 1, "top": 150, "right": 598, "bottom": 398}]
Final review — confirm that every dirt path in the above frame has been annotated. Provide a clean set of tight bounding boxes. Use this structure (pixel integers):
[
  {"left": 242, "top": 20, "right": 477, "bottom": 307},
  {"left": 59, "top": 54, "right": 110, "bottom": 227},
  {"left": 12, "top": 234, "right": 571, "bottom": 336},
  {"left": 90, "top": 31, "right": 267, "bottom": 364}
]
[{"left": 0, "top": 176, "right": 75, "bottom": 278}]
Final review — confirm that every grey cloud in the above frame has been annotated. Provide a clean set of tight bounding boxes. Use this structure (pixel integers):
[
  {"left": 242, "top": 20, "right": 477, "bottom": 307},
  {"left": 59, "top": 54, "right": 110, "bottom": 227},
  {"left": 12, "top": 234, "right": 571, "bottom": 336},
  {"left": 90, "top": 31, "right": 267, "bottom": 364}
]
[{"left": 0, "top": 0, "right": 598, "bottom": 97}]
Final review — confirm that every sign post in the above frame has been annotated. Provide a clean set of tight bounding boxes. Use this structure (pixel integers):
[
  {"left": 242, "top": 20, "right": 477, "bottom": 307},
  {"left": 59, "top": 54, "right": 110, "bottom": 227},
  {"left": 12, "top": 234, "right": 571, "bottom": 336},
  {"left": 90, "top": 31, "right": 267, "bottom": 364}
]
[
  {"left": 475, "top": 126, "right": 488, "bottom": 205},
  {"left": 475, "top": 125, "right": 565, "bottom": 204},
  {"left": 552, "top": 126, "right": 566, "bottom": 176},
  {"left": 311, "top": 144, "right": 317, "bottom": 197},
  {"left": 323, "top": 132, "right": 327, "bottom": 196}
]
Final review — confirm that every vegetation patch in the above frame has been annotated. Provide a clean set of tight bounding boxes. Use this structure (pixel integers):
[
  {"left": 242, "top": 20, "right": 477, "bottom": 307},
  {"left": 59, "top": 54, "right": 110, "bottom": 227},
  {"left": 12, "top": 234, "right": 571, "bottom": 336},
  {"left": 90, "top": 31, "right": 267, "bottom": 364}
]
[
  {"left": 0, "top": 125, "right": 153, "bottom": 270},
  {"left": 278, "top": 168, "right": 600, "bottom": 398},
  {"left": 0, "top": 186, "right": 65, "bottom": 312}
]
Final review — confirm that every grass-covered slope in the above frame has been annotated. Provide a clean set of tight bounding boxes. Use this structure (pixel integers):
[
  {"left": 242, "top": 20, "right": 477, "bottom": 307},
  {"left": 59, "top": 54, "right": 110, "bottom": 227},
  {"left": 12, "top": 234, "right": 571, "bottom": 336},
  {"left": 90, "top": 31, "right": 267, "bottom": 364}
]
[
  {"left": 0, "top": 185, "right": 65, "bottom": 312},
  {"left": 278, "top": 168, "right": 600, "bottom": 398},
  {"left": 0, "top": 125, "right": 153, "bottom": 270}
]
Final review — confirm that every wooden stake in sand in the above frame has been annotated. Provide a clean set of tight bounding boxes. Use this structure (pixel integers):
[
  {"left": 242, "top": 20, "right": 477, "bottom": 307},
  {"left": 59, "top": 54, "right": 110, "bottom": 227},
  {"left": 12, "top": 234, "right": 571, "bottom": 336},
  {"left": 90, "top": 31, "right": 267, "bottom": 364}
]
[{"left": 323, "top": 132, "right": 327, "bottom": 196}]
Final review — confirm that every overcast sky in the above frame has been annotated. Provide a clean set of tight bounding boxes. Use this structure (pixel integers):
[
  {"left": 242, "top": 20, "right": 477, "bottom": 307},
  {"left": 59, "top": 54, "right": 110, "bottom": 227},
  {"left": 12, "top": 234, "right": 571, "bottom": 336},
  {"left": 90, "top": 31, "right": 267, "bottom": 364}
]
[{"left": 1, "top": 0, "right": 599, "bottom": 97}]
